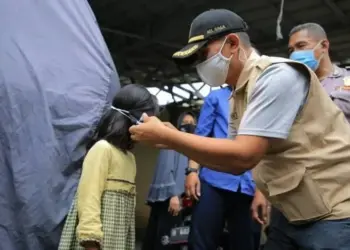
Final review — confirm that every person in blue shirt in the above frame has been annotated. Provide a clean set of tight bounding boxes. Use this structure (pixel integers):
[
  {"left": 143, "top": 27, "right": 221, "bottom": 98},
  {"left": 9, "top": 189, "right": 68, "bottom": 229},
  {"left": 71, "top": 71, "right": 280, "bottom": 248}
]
[{"left": 185, "top": 86, "right": 261, "bottom": 250}]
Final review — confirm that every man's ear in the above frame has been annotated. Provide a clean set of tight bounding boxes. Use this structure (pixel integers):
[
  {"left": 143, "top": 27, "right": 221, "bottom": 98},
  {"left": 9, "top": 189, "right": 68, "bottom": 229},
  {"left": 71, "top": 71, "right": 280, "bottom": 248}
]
[
  {"left": 226, "top": 33, "right": 240, "bottom": 52},
  {"left": 321, "top": 39, "right": 330, "bottom": 50}
]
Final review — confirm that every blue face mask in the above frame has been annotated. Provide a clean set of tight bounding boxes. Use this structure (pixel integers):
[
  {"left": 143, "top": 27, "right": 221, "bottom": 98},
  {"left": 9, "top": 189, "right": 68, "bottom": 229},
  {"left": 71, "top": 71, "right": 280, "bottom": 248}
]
[
  {"left": 289, "top": 41, "right": 324, "bottom": 71},
  {"left": 289, "top": 50, "right": 320, "bottom": 71}
]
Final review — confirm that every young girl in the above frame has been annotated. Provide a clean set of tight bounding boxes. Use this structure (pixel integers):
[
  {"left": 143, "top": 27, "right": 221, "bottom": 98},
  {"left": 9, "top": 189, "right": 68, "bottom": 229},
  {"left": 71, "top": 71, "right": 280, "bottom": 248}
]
[{"left": 58, "top": 84, "right": 159, "bottom": 250}]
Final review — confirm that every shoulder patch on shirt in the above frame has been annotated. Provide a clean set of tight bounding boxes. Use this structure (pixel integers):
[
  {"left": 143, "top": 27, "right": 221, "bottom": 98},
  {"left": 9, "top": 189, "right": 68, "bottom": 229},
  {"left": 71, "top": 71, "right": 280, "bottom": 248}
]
[
  {"left": 341, "top": 76, "right": 350, "bottom": 90},
  {"left": 343, "top": 76, "right": 350, "bottom": 86}
]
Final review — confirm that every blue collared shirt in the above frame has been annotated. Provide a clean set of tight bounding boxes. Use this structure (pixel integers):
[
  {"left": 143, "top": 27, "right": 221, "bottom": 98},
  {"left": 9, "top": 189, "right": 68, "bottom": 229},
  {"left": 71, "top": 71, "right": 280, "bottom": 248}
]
[{"left": 195, "top": 86, "right": 255, "bottom": 196}]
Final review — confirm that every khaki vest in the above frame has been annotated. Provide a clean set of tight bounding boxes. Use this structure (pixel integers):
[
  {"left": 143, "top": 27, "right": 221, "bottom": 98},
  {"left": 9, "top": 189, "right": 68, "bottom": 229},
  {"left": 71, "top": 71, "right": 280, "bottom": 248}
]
[{"left": 229, "top": 52, "right": 350, "bottom": 224}]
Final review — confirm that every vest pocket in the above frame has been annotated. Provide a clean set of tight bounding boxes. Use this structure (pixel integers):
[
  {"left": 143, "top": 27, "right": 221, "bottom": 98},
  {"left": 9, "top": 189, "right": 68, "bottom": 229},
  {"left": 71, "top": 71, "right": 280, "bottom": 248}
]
[{"left": 266, "top": 167, "right": 331, "bottom": 223}]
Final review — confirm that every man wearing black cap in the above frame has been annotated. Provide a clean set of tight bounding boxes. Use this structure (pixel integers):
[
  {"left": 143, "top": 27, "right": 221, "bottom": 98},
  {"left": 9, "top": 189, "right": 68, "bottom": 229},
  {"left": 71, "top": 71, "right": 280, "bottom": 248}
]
[{"left": 130, "top": 9, "right": 350, "bottom": 250}]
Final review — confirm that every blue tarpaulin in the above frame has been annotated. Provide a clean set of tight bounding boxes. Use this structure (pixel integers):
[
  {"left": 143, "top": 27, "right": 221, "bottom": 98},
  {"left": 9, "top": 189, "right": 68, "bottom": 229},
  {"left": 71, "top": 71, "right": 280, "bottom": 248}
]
[{"left": 0, "top": 1, "right": 120, "bottom": 249}]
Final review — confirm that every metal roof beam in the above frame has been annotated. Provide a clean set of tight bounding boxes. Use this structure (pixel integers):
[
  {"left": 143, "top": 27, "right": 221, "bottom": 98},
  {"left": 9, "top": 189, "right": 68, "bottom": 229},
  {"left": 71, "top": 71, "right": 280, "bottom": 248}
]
[
  {"left": 188, "top": 82, "right": 205, "bottom": 99},
  {"left": 157, "top": 86, "right": 185, "bottom": 101},
  {"left": 323, "top": 0, "right": 348, "bottom": 26},
  {"left": 173, "top": 84, "right": 194, "bottom": 94},
  {"left": 150, "top": 82, "right": 205, "bottom": 99},
  {"left": 101, "top": 27, "right": 181, "bottom": 49}
]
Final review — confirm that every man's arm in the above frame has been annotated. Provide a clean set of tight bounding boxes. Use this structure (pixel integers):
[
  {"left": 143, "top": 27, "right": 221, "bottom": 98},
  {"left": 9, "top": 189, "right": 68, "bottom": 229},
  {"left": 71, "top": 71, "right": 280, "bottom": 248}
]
[
  {"left": 161, "top": 63, "right": 308, "bottom": 174},
  {"left": 165, "top": 132, "right": 268, "bottom": 174}
]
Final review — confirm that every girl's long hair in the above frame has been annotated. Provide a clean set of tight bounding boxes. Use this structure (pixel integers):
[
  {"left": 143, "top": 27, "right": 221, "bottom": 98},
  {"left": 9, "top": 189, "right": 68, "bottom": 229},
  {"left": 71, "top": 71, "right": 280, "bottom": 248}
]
[{"left": 89, "top": 84, "right": 159, "bottom": 152}]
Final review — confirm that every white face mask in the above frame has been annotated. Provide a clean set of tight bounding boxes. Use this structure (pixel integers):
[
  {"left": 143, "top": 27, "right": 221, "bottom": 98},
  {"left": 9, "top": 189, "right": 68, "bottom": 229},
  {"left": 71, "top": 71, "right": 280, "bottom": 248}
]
[{"left": 196, "top": 38, "right": 232, "bottom": 87}]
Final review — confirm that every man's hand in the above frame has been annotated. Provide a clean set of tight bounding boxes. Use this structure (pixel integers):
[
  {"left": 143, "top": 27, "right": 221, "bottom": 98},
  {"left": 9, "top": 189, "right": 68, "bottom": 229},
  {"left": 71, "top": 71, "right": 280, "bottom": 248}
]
[
  {"left": 163, "top": 122, "right": 177, "bottom": 130},
  {"left": 129, "top": 114, "right": 168, "bottom": 146},
  {"left": 185, "top": 172, "right": 201, "bottom": 200},
  {"left": 168, "top": 196, "right": 181, "bottom": 216},
  {"left": 251, "top": 189, "right": 269, "bottom": 225}
]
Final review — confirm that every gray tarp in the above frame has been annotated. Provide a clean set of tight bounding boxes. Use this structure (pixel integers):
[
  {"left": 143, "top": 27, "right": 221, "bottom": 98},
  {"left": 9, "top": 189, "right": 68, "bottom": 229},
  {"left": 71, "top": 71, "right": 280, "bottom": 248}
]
[{"left": 0, "top": 1, "right": 120, "bottom": 249}]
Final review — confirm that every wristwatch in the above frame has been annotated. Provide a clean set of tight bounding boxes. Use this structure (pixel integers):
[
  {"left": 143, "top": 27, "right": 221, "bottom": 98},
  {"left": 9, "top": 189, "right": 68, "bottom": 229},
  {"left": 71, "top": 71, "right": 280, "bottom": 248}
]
[{"left": 185, "top": 167, "right": 199, "bottom": 176}]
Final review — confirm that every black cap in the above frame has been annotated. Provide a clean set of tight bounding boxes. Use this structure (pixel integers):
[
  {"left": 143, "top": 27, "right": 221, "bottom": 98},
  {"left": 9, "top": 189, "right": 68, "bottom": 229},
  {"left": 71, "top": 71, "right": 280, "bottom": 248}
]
[{"left": 172, "top": 9, "right": 248, "bottom": 63}]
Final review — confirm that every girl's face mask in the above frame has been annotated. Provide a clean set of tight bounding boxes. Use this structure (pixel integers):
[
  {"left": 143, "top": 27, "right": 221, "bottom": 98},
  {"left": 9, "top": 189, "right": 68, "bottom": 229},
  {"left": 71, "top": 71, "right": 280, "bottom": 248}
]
[{"left": 111, "top": 107, "right": 143, "bottom": 125}]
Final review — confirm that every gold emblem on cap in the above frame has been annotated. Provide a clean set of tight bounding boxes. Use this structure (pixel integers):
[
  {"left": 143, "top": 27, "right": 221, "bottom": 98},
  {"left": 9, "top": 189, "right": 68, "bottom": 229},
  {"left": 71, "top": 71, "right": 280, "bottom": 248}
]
[
  {"left": 188, "top": 35, "right": 204, "bottom": 43},
  {"left": 173, "top": 44, "right": 199, "bottom": 58},
  {"left": 343, "top": 76, "right": 350, "bottom": 86}
]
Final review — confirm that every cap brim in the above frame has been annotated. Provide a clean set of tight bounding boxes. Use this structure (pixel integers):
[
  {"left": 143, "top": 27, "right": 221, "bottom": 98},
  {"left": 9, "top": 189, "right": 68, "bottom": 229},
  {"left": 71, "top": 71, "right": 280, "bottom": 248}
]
[{"left": 172, "top": 40, "right": 207, "bottom": 61}]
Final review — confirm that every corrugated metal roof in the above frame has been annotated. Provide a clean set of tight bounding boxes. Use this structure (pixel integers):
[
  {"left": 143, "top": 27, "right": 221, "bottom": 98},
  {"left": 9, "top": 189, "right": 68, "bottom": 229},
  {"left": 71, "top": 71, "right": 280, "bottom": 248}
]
[{"left": 90, "top": 0, "right": 350, "bottom": 102}]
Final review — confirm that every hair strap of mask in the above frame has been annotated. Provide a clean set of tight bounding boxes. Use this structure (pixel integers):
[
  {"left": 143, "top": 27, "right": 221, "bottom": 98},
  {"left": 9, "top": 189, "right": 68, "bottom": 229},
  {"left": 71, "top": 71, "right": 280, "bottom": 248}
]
[
  {"left": 313, "top": 40, "right": 323, "bottom": 51},
  {"left": 219, "top": 37, "right": 228, "bottom": 51},
  {"left": 111, "top": 106, "right": 142, "bottom": 125},
  {"left": 111, "top": 106, "right": 128, "bottom": 113},
  {"left": 219, "top": 37, "right": 233, "bottom": 61}
]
